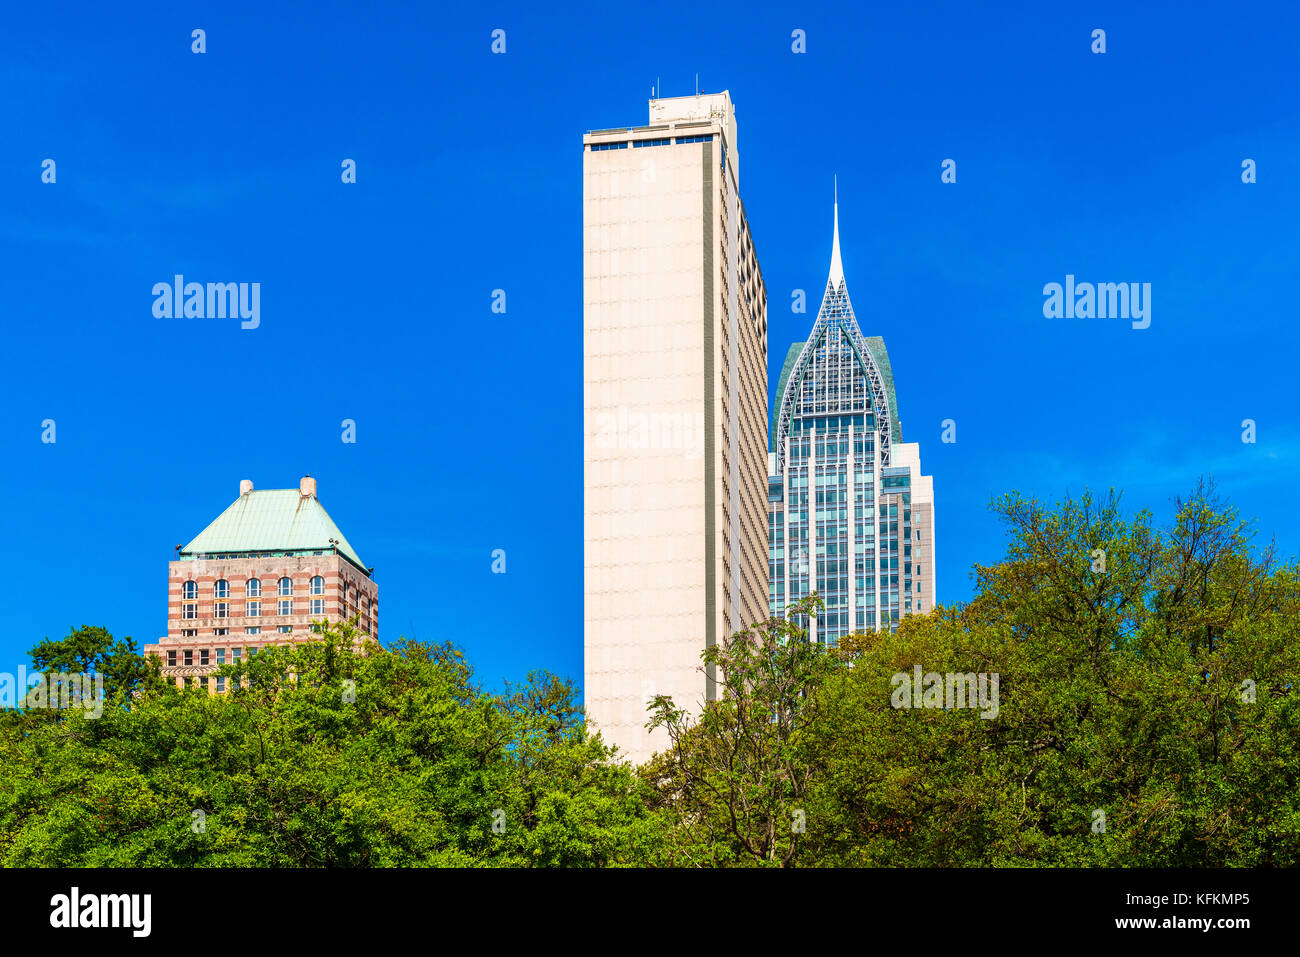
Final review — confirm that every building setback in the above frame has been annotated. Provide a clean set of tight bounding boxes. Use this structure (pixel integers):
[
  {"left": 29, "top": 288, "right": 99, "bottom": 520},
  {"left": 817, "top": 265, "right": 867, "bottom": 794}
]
[
  {"left": 768, "top": 196, "right": 935, "bottom": 643},
  {"left": 143, "top": 476, "right": 378, "bottom": 692},
  {"left": 583, "top": 91, "right": 769, "bottom": 764}
]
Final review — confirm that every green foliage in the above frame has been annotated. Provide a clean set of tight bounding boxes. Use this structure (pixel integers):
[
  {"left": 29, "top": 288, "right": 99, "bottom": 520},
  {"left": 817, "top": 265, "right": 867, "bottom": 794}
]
[
  {"left": 0, "top": 623, "right": 662, "bottom": 867},
  {"left": 641, "top": 595, "right": 835, "bottom": 866},
  {"left": 28, "top": 624, "right": 167, "bottom": 704},
  {"left": 5, "top": 480, "right": 1298, "bottom": 867},
  {"left": 644, "top": 481, "right": 1300, "bottom": 866}
]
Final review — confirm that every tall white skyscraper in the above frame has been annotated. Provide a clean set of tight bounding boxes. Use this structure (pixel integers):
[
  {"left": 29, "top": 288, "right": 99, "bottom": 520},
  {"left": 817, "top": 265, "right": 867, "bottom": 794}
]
[{"left": 583, "top": 92, "right": 769, "bottom": 764}]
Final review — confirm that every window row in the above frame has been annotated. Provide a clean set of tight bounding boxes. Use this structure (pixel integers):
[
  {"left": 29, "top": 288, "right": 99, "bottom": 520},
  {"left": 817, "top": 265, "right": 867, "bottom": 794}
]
[
  {"left": 176, "top": 672, "right": 318, "bottom": 693},
  {"left": 163, "top": 633, "right": 324, "bottom": 668},
  {"left": 183, "top": 576, "right": 327, "bottom": 600},
  {"left": 589, "top": 133, "right": 713, "bottom": 152},
  {"left": 181, "top": 597, "right": 328, "bottom": 619},
  {"left": 169, "top": 647, "right": 246, "bottom": 667}
]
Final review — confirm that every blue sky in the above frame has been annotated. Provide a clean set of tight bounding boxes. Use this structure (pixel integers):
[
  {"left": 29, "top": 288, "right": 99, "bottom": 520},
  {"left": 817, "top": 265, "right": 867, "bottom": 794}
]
[{"left": 2, "top": 1, "right": 1297, "bottom": 692}]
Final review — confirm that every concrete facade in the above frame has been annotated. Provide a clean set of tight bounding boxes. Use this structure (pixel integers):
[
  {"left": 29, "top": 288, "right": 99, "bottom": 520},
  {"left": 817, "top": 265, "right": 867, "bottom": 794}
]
[
  {"left": 583, "top": 92, "right": 769, "bottom": 765},
  {"left": 890, "top": 443, "right": 936, "bottom": 615}
]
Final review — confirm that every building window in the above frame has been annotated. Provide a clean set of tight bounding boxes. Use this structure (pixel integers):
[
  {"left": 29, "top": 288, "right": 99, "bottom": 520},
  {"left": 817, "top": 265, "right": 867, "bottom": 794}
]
[
  {"left": 182, "top": 603, "right": 196, "bottom": 620},
  {"left": 279, "top": 577, "right": 293, "bottom": 597},
  {"left": 244, "top": 627, "right": 260, "bottom": 636},
  {"left": 184, "top": 677, "right": 192, "bottom": 688},
  {"left": 278, "top": 598, "right": 292, "bottom": 616},
  {"left": 214, "top": 601, "right": 228, "bottom": 619},
  {"left": 246, "top": 579, "right": 262, "bottom": 598},
  {"left": 590, "top": 141, "right": 629, "bottom": 151},
  {"left": 181, "top": 629, "right": 197, "bottom": 638},
  {"left": 214, "top": 627, "right": 228, "bottom": 636},
  {"left": 310, "top": 576, "right": 324, "bottom": 595},
  {"left": 311, "top": 597, "right": 324, "bottom": 615},
  {"left": 167, "top": 650, "right": 176, "bottom": 667},
  {"left": 183, "top": 581, "right": 198, "bottom": 600},
  {"left": 216, "top": 648, "right": 226, "bottom": 665},
  {"left": 200, "top": 649, "right": 210, "bottom": 666},
  {"left": 200, "top": 676, "right": 209, "bottom": 689},
  {"left": 232, "top": 648, "right": 242, "bottom": 664},
  {"left": 214, "top": 579, "right": 229, "bottom": 599},
  {"left": 246, "top": 646, "right": 258, "bottom": 657},
  {"left": 183, "top": 650, "right": 193, "bottom": 666},
  {"left": 277, "top": 625, "right": 292, "bottom": 634},
  {"left": 216, "top": 676, "right": 225, "bottom": 694},
  {"left": 246, "top": 600, "right": 261, "bottom": 618}
]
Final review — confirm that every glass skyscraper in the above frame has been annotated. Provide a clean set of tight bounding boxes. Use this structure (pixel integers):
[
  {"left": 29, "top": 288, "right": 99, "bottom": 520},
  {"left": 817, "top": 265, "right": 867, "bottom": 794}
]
[{"left": 767, "top": 196, "right": 935, "bottom": 644}]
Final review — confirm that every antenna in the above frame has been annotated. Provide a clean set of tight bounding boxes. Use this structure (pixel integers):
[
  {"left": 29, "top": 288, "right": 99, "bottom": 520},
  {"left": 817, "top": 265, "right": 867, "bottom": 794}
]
[{"left": 695, "top": 73, "right": 699, "bottom": 95}]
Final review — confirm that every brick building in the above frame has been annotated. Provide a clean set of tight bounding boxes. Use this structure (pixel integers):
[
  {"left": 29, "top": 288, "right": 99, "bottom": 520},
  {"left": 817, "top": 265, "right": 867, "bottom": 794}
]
[{"left": 144, "top": 476, "right": 378, "bottom": 691}]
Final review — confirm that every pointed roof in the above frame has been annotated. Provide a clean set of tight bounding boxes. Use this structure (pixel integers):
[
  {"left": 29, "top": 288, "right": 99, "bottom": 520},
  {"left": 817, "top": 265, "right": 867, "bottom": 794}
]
[
  {"left": 769, "top": 184, "right": 902, "bottom": 472},
  {"left": 829, "top": 175, "right": 844, "bottom": 288},
  {"left": 180, "top": 487, "right": 367, "bottom": 571}
]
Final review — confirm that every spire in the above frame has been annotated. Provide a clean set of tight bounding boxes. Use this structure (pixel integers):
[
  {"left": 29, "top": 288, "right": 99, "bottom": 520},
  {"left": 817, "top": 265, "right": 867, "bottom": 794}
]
[{"left": 829, "top": 175, "right": 844, "bottom": 288}]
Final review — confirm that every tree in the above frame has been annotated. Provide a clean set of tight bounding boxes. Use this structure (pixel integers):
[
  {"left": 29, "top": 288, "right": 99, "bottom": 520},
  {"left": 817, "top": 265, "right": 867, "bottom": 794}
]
[
  {"left": 798, "top": 482, "right": 1300, "bottom": 866},
  {"left": 640, "top": 595, "right": 835, "bottom": 866},
  {"left": 27, "top": 625, "right": 166, "bottom": 703},
  {"left": 0, "top": 621, "right": 665, "bottom": 867}
]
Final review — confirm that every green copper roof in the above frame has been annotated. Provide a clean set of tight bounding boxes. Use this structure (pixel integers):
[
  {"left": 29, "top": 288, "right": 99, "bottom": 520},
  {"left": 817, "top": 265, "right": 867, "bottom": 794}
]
[
  {"left": 770, "top": 341, "right": 805, "bottom": 443},
  {"left": 862, "top": 335, "right": 902, "bottom": 443},
  {"left": 181, "top": 489, "right": 367, "bottom": 570}
]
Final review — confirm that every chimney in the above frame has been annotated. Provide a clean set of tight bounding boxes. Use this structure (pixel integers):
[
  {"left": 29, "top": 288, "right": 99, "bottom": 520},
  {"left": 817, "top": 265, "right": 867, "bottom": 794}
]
[
  {"left": 300, "top": 475, "right": 317, "bottom": 498},
  {"left": 240, "top": 479, "right": 254, "bottom": 496}
]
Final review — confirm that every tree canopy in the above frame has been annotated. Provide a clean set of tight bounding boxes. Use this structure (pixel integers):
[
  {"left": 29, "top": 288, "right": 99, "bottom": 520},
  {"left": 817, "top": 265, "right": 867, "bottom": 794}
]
[
  {"left": 3, "top": 481, "right": 1297, "bottom": 867},
  {"left": 0, "top": 625, "right": 664, "bottom": 866},
  {"left": 643, "top": 481, "right": 1300, "bottom": 866}
]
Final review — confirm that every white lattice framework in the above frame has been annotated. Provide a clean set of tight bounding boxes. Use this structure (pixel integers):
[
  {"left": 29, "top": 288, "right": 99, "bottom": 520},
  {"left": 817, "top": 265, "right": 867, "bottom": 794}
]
[{"left": 774, "top": 202, "right": 894, "bottom": 473}]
